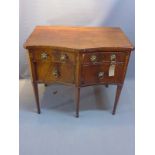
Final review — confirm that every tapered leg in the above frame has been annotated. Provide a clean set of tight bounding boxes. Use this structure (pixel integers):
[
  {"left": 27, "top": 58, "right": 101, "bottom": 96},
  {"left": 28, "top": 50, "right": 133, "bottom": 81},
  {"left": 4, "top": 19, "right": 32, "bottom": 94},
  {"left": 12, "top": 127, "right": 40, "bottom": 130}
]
[
  {"left": 75, "top": 87, "right": 80, "bottom": 118},
  {"left": 112, "top": 85, "right": 123, "bottom": 115},
  {"left": 32, "top": 82, "right": 41, "bottom": 114}
]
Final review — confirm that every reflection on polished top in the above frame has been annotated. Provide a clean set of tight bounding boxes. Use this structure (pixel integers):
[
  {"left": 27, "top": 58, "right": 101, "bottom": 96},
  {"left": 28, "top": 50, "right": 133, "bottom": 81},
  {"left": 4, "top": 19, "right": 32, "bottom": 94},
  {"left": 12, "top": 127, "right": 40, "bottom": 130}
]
[{"left": 24, "top": 26, "right": 133, "bottom": 50}]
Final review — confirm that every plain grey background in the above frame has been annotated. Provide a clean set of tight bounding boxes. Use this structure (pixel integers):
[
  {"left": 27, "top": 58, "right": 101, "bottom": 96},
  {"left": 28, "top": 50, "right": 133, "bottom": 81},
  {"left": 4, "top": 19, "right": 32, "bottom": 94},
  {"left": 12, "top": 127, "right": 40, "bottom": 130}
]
[
  {"left": 19, "top": 0, "right": 135, "bottom": 79},
  {"left": 20, "top": 79, "right": 135, "bottom": 155}
]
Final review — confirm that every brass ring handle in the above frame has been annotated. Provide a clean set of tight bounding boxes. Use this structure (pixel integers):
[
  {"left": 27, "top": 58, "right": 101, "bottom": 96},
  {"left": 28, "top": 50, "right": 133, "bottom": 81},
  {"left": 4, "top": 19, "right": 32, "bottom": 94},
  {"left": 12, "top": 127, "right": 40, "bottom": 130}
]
[
  {"left": 98, "top": 72, "right": 104, "bottom": 79},
  {"left": 41, "top": 52, "right": 48, "bottom": 60},
  {"left": 60, "top": 54, "right": 68, "bottom": 62},
  {"left": 90, "top": 55, "right": 97, "bottom": 63},
  {"left": 52, "top": 68, "right": 60, "bottom": 78}
]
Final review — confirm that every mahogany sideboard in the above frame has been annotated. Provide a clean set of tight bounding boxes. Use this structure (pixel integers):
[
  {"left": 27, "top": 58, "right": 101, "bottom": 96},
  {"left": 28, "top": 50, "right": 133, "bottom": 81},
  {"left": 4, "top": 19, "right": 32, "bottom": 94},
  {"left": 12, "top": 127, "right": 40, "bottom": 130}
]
[{"left": 24, "top": 26, "right": 134, "bottom": 117}]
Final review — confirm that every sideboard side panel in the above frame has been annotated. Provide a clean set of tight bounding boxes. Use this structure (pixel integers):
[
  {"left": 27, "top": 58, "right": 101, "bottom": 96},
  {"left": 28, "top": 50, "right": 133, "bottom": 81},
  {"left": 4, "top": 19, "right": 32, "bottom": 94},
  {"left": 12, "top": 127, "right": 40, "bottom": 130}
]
[
  {"left": 27, "top": 50, "right": 36, "bottom": 82},
  {"left": 121, "top": 51, "right": 131, "bottom": 84}
]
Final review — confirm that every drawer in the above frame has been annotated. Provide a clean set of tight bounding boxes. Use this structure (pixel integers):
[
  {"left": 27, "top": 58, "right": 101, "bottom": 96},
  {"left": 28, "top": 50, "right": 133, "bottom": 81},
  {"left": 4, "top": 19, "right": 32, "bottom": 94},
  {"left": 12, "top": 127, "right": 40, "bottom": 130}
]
[
  {"left": 31, "top": 48, "right": 76, "bottom": 64},
  {"left": 81, "top": 63, "right": 124, "bottom": 86},
  {"left": 36, "top": 62, "right": 75, "bottom": 83},
  {"left": 82, "top": 52, "right": 126, "bottom": 64},
  {"left": 32, "top": 48, "right": 52, "bottom": 61},
  {"left": 52, "top": 50, "right": 76, "bottom": 64}
]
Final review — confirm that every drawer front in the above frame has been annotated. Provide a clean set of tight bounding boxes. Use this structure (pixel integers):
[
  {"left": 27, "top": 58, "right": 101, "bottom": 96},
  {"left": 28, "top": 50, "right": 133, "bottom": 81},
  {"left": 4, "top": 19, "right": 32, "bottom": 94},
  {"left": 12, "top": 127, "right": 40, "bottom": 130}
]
[
  {"left": 81, "top": 63, "right": 124, "bottom": 86},
  {"left": 82, "top": 52, "right": 126, "bottom": 64},
  {"left": 52, "top": 50, "right": 75, "bottom": 64},
  {"left": 36, "top": 62, "right": 75, "bottom": 83},
  {"left": 32, "top": 48, "right": 52, "bottom": 61},
  {"left": 31, "top": 48, "right": 76, "bottom": 64}
]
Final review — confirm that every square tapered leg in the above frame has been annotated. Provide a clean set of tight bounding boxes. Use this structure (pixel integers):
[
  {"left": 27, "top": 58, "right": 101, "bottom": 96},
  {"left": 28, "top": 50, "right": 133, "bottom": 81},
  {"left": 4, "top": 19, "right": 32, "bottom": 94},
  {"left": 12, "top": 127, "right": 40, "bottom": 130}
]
[
  {"left": 32, "top": 82, "right": 41, "bottom": 114},
  {"left": 112, "top": 85, "right": 123, "bottom": 115},
  {"left": 75, "top": 87, "right": 80, "bottom": 118}
]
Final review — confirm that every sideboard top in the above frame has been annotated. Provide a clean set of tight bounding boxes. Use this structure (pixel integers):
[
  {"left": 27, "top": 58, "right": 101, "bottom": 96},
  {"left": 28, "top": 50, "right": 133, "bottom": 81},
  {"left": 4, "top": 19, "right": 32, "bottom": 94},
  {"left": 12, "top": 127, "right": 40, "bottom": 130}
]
[{"left": 24, "top": 26, "right": 134, "bottom": 51}]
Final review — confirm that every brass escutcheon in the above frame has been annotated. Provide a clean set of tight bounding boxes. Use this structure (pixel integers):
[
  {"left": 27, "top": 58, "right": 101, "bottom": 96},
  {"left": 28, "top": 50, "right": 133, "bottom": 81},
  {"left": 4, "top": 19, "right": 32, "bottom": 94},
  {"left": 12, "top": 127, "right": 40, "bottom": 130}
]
[
  {"left": 98, "top": 72, "right": 104, "bottom": 79},
  {"left": 90, "top": 55, "right": 97, "bottom": 62},
  {"left": 60, "top": 54, "right": 68, "bottom": 62},
  {"left": 41, "top": 52, "right": 48, "bottom": 60},
  {"left": 110, "top": 54, "right": 116, "bottom": 61},
  {"left": 52, "top": 68, "right": 60, "bottom": 78}
]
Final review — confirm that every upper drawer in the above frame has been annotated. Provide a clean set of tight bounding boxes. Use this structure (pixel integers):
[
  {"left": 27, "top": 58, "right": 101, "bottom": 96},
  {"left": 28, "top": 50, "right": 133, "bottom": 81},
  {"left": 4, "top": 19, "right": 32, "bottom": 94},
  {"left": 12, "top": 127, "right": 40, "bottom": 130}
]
[
  {"left": 30, "top": 48, "right": 76, "bottom": 64},
  {"left": 52, "top": 50, "right": 76, "bottom": 64},
  {"left": 81, "top": 52, "right": 126, "bottom": 65}
]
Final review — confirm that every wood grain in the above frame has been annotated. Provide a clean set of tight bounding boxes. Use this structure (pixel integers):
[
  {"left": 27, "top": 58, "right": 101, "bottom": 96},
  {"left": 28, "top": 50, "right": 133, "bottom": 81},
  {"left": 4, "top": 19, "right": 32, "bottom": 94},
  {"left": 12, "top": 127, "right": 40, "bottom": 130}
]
[
  {"left": 81, "top": 52, "right": 126, "bottom": 64},
  {"left": 81, "top": 62, "right": 124, "bottom": 86},
  {"left": 24, "top": 26, "right": 134, "bottom": 117},
  {"left": 24, "top": 26, "right": 134, "bottom": 51}
]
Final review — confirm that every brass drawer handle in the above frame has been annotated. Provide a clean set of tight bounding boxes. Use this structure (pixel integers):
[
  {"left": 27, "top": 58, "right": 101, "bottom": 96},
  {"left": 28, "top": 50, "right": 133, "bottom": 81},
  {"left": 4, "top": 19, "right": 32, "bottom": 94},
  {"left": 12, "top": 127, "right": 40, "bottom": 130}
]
[
  {"left": 111, "top": 54, "right": 116, "bottom": 61},
  {"left": 60, "top": 54, "right": 68, "bottom": 62},
  {"left": 52, "top": 68, "right": 60, "bottom": 78},
  {"left": 41, "top": 52, "right": 48, "bottom": 60},
  {"left": 90, "top": 55, "right": 97, "bottom": 63},
  {"left": 98, "top": 72, "right": 104, "bottom": 79}
]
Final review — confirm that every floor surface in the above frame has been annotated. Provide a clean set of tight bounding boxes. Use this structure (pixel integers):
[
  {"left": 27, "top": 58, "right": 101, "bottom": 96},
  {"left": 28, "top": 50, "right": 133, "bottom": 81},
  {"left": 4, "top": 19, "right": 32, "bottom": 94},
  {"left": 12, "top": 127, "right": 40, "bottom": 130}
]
[{"left": 19, "top": 79, "right": 135, "bottom": 155}]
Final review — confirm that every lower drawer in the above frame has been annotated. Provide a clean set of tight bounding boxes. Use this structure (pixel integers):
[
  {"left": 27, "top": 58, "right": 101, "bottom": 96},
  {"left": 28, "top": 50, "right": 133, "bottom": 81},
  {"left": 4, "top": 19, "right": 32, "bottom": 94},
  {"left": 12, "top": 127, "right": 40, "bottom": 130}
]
[
  {"left": 81, "top": 63, "right": 124, "bottom": 86},
  {"left": 36, "top": 62, "right": 75, "bottom": 83},
  {"left": 81, "top": 52, "right": 126, "bottom": 64}
]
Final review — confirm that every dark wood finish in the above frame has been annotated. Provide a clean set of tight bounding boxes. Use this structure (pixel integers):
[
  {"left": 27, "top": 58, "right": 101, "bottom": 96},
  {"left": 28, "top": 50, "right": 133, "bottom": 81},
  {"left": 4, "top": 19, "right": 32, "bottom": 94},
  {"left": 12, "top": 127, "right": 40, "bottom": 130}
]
[
  {"left": 112, "top": 85, "right": 123, "bottom": 115},
  {"left": 36, "top": 62, "right": 75, "bottom": 83},
  {"left": 31, "top": 48, "right": 76, "bottom": 64},
  {"left": 27, "top": 52, "right": 41, "bottom": 113},
  {"left": 24, "top": 26, "right": 134, "bottom": 117},
  {"left": 32, "top": 82, "right": 40, "bottom": 114},
  {"left": 75, "top": 87, "right": 80, "bottom": 117},
  {"left": 82, "top": 52, "right": 126, "bottom": 64},
  {"left": 81, "top": 62, "right": 125, "bottom": 86},
  {"left": 24, "top": 26, "right": 133, "bottom": 50}
]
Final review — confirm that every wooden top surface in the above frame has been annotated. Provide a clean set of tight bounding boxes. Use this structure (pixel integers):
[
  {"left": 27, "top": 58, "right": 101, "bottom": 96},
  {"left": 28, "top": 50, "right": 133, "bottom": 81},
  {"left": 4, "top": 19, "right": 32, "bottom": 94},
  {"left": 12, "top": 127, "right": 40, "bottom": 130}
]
[{"left": 24, "top": 26, "right": 134, "bottom": 50}]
